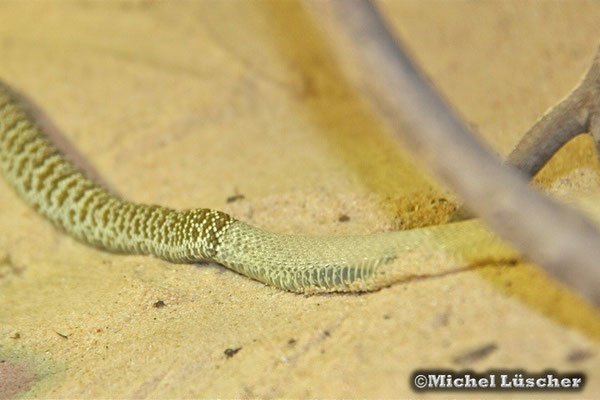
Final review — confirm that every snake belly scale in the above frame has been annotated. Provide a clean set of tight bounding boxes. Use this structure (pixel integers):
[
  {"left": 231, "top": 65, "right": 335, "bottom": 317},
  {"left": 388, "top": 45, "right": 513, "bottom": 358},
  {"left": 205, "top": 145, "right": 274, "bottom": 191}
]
[{"left": 0, "top": 83, "right": 524, "bottom": 293}]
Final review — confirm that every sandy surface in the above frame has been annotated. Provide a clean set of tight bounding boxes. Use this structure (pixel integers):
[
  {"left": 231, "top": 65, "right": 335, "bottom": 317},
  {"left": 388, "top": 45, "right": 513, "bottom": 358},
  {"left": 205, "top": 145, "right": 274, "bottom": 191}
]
[{"left": 1, "top": 1, "right": 599, "bottom": 398}]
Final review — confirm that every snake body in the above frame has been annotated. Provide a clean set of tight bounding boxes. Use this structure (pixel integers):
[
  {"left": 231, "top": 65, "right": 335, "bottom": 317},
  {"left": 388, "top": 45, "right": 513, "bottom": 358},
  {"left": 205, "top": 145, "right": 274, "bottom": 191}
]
[{"left": 0, "top": 83, "right": 540, "bottom": 293}]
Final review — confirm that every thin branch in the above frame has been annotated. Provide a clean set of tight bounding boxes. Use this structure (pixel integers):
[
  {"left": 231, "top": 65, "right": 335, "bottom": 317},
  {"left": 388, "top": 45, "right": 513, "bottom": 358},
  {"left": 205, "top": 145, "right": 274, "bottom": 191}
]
[
  {"left": 454, "top": 50, "right": 600, "bottom": 220},
  {"left": 506, "top": 49, "right": 600, "bottom": 178},
  {"left": 309, "top": 0, "right": 600, "bottom": 305}
]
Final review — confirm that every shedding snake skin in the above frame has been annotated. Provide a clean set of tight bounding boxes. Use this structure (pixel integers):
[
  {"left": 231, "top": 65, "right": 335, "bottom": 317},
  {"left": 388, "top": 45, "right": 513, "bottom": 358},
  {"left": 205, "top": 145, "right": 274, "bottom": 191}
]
[{"left": 4, "top": 82, "right": 597, "bottom": 293}]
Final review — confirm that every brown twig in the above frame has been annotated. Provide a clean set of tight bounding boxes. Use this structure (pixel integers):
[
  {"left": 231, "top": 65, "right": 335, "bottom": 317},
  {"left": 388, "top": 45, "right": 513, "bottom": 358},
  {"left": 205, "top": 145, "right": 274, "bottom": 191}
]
[
  {"left": 456, "top": 50, "right": 600, "bottom": 220},
  {"left": 507, "top": 49, "right": 600, "bottom": 178},
  {"left": 309, "top": 0, "right": 600, "bottom": 305}
]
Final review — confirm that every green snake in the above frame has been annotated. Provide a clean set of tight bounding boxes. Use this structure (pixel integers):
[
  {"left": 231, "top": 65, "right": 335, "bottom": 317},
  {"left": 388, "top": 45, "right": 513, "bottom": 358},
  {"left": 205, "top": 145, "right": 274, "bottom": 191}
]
[{"left": 3, "top": 82, "right": 593, "bottom": 293}]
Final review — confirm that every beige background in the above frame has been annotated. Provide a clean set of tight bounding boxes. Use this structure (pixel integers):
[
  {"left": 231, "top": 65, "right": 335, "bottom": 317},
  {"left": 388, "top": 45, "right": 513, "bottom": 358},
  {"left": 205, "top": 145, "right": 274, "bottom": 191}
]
[{"left": 1, "top": 1, "right": 599, "bottom": 398}]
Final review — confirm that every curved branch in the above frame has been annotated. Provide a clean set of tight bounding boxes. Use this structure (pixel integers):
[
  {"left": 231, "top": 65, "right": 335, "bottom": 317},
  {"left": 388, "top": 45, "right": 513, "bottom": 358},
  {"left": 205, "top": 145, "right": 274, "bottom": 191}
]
[
  {"left": 309, "top": 0, "right": 600, "bottom": 305},
  {"left": 506, "top": 49, "right": 600, "bottom": 177}
]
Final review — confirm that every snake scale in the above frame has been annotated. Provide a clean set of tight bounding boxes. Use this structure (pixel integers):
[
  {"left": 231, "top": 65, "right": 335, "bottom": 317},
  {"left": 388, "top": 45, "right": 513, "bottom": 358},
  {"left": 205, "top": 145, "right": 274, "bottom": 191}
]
[{"left": 4, "top": 82, "right": 593, "bottom": 293}]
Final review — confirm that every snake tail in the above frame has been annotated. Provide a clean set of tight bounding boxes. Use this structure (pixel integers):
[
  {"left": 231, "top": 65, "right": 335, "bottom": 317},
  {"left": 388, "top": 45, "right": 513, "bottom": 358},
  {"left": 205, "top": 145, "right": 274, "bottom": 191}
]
[{"left": 0, "top": 83, "right": 519, "bottom": 293}]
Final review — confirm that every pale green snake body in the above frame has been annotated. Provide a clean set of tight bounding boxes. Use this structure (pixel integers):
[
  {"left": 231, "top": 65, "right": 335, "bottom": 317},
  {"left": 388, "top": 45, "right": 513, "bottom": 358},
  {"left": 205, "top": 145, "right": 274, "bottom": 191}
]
[{"left": 0, "top": 82, "right": 578, "bottom": 293}]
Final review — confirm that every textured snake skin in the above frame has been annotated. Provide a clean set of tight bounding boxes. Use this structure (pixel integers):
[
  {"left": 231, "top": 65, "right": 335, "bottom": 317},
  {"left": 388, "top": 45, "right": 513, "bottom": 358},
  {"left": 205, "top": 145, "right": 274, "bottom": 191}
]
[{"left": 0, "top": 82, "right": 528, "bottom": 293}]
